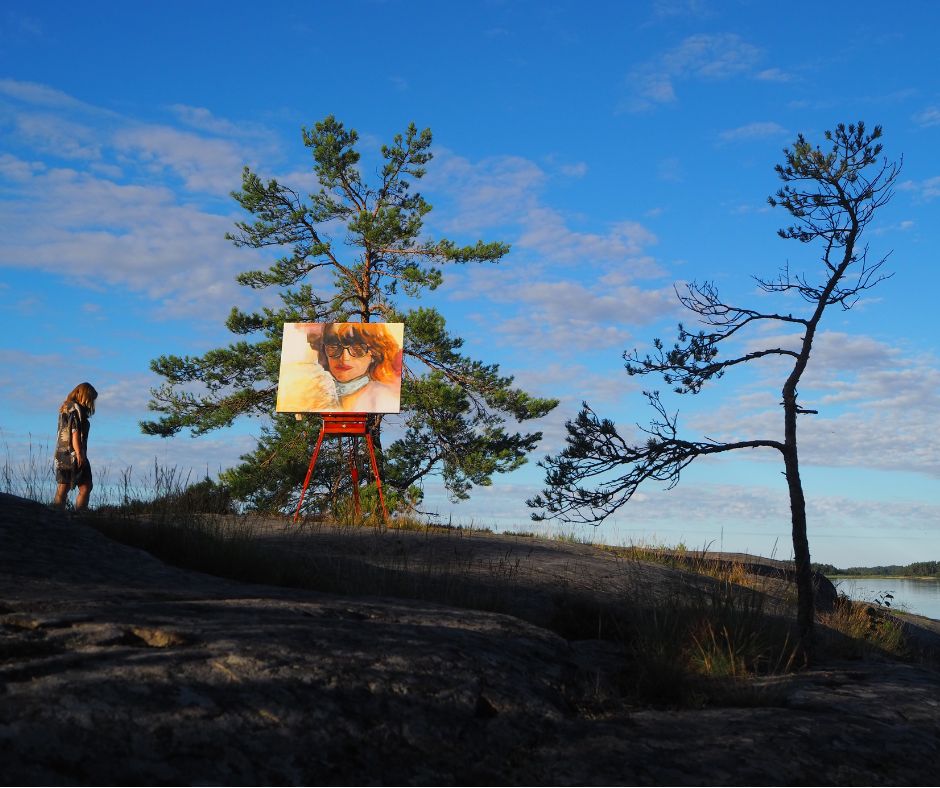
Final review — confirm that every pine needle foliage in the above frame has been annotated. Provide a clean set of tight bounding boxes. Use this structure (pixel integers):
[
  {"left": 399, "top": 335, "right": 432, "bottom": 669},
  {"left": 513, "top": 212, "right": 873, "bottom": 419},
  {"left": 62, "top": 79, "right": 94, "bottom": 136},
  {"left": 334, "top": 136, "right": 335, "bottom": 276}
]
[{"left": 142, "top": 116, "right": 557, "bottom": 512}]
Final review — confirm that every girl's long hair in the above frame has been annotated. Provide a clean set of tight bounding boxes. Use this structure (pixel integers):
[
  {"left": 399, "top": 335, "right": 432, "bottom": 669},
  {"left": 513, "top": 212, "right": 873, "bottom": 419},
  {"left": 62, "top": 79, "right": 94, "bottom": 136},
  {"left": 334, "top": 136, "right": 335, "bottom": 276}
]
[
  {"left": 320, "top": 324, "right": 402, "bottom": 384},
  {"left": 60, "top": 382, "right": 98, "bottom": 415}
]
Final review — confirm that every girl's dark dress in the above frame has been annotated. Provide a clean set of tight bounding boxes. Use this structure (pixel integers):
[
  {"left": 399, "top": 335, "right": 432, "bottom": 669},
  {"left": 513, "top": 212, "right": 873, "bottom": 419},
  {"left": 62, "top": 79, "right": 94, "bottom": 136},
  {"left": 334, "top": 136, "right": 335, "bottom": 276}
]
[{"left": 54, "top": 402, "right": 91, "bottom": 488}]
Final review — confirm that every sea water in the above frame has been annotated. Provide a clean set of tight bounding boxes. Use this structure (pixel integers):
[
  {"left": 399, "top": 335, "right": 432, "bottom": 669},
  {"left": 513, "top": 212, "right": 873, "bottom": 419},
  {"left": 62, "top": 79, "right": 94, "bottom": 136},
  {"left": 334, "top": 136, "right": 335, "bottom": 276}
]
[{"left": 834, "top": 577, "right": 940, "bottom": 621}]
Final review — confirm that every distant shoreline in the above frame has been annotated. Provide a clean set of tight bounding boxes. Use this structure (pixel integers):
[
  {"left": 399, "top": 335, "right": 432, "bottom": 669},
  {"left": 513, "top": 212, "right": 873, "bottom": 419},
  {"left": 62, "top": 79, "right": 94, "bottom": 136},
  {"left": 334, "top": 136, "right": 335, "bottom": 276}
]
[{"left": 830, "top": 575, "right": 940, "bottom": 581}]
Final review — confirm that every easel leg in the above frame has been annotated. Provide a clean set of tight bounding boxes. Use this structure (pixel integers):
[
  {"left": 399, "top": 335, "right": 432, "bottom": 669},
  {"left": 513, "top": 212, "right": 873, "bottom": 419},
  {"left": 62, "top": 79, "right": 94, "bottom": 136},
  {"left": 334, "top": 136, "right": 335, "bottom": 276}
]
[
  {"left": 364, "top": 433, "right": 390, "bottom": 524},
  {"left": 294, "top": 424, "right": 327, "bottom": 523},
  {"left": 348, "top": 436, "right": 361, "bottom": 517}
]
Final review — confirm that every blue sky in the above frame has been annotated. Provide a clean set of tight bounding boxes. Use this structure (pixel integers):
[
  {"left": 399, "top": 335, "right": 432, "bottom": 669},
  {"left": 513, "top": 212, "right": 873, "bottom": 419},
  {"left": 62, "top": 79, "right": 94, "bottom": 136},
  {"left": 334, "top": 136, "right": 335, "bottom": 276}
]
[{"left": 1, "top": 0, "right": 938, "bottom": 566}]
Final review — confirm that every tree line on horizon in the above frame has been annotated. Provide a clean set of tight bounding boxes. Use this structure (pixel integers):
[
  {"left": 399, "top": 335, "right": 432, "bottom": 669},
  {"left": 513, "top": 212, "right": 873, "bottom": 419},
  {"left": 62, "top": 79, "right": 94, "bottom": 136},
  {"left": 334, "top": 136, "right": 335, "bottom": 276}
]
[{"left": 814, "top": 560, "right": 940, "bottom": 578}]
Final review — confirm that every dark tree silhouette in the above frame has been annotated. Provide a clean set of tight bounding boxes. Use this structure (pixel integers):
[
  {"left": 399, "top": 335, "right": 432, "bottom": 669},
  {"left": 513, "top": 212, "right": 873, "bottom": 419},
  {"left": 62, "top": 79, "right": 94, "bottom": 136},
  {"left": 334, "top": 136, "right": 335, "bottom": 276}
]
[{"left": 529, "top": 121, "right": 901, "bottom": 653}]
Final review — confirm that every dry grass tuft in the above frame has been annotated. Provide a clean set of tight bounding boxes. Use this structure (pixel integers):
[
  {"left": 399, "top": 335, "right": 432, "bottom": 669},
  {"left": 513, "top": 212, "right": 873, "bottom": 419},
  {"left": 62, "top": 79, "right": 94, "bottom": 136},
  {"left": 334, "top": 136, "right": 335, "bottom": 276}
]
[
  {"left": 818, "top": 593, "right": 907, "bottom": 659},
  {"left": 2, "top": 446, "right": 918, "bottom": 707}
]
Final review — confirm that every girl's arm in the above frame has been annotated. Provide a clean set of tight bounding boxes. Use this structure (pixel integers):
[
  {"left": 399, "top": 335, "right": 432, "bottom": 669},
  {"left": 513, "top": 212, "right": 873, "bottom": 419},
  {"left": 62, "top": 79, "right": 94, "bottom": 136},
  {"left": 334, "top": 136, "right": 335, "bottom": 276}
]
[{"left": 71, "top": 426, "right": 84, "bottom": 467}]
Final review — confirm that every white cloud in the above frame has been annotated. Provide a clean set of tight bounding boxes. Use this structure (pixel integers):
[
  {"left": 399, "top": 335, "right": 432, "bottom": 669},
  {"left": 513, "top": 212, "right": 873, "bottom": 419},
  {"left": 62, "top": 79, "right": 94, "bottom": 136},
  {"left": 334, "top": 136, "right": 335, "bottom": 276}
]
[
  {"left": 0, "top": 84, "right": 280, "bottom": 317},
  {"left": 517, "top": 208, "right": 659, "bottom": 265},
  {"left": 0, "top": 152, "right": 45, "bottom": 180},
  {"left": 900, "top": 176, "right": 940, "bottom": 201},
  {"left": 613, "top": 482, "right": 940, "bottom": 541},
  {"left": 168, "top": 104, "right": 273, "bottom": 142},
  {"left": 2, "top": 83, "right": 263, "bottom": 197},
  {"left": 559, "top": 161, "right": 588, "bottom": 178},
  {"left": 0, "top": 78, "right": 101, "bottom": 112},
  {"left": 717, "top": 121, "right": 788, "bottom": 143},
  {"left": 428, "top": 149, "right": 662, "bottom": 272},
  {"left": 624, "top": 33, "right": 762, "bottom": 112},
  {"left": 739, "top": 331, "right": 898, "bottom": 376},
  {"left": 452, "top": 264, "right": 678, "bottom": 353},
  {"left": 650, "top": 0, "right": 712, "bottom": 20},
  {"left": 112, "top": 124, "right": 246, "bottom": 195},
  {"left": 805, "top": 332, "right": 899, "bottom": 373},
  {"left": 12, "top": 112, "right": 104, "bottom": 160},
  {"left": 683, "top": 333, "right": 940, "bottom": 478},
  {"left": 0, "top": 156, "right": 256, "bottom": 315},
  {"left": 1, "top": 11, "right": 45, "bottom": 39},
  {"left": 913, "top": 106, "right": 940, "bottom": 127},
  {"left": 872, "top": 220, "right": 915, "bottom": 236},
  {"left": 417, "top": 146, "right": 675, "bottom": 366},
  {"left": 425, "top": 150, "right": 545, "bottom": 232},
  {"left": 451, "top": 475, "right": 940, "bottom": 562},
  {"left": 754, "top": 68, "right": 793, "bottom": 83}
]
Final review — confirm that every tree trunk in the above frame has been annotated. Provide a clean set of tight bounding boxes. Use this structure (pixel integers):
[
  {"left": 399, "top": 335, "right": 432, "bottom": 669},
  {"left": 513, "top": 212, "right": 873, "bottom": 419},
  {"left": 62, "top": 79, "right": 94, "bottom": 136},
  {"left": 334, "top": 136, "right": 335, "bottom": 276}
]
[
  {"left": 366, "top": 414, "right": 384, "bottom": 485},
  {"left": 328, "top": 440, "right": 344, "bottom": 513},
  {"left": 782, "top": 397, "right": 815, "bottom": 660}
]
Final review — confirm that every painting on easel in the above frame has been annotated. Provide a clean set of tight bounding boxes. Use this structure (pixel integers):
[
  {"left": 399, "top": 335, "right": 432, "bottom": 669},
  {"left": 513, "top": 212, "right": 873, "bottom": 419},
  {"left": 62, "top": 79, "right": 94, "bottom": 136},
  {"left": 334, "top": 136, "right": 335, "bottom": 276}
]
[{"left": 275, "top": 322, "right": 404, "bottom": 414}]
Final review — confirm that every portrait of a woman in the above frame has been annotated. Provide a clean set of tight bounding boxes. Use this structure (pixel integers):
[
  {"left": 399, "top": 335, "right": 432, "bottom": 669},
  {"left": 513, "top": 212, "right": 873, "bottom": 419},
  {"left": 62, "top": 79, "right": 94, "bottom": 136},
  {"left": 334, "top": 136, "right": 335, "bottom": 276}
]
[{"left": 275, "top": 322, "right": 404, "bottom": 413}]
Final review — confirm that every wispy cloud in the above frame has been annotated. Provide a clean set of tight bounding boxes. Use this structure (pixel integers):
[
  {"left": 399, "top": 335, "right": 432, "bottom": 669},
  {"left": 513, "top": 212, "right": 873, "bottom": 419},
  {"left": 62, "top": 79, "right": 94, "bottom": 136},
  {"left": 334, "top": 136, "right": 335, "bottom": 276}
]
[
  {"left": 0, "top": 81, "right": 292, "bottom": 320},
  {"left": 0, "top": 78, "right": 106, "bottom": 114},
  {"left": 623, "top": 33, "right": 761, "bottom": 112},
  {"left": 0, "top": 160, "right": 251, "bottom": 312},
  {"left": 913, "top": 106, "right": 940, "bottom": 128},
  {"left": 428, "top": 149, "right": 662, "bottom": 271},
  {"left": 168, "top": 104, "right": 274, "bottom": 142},
  {"left": 872, "top": 219, "right": 915, "bottom": 236},
  {"left": 421, "top": 145, "right": 674, "bottom": 357},
  {"left": 754, "top": 68, "right": 793, "bottom": 83},
  {"left": 11, "top": 112, "right": 105, "bottom": 161},
  {"left": 112, "top": 124, "right": 246, "bottom": 195},
  {"left": 2, "top": 79, "right": 261, "bottom": 195},
  {"left": 451, "top": 264, "right": 677, "bottom": 352},
  {"left": 899, "top": 176, "right": 940, "bottom": 201},
  {"left": 687, "top": 333, "right": 940, "bottom": 478},
  {"left": 717, "top": 121, "right": 788, "bottom": 144},
  {"left": 657, "top": 157, "right": 683, "bottom": 182},
  {"left": 1, "top": 10, "right": 45, "bottom": 38},
  {"left": 559, "top": 161, "right": 588, "bottom": 178},
  {"left": 425, "top": 150, "right": 546, "bottom": 232},
  {"left": 516, "top": 208, "right": 659, "bottom": 266},
  {"left": 649, "top": 0, "right": 713, "bottom": 21}
]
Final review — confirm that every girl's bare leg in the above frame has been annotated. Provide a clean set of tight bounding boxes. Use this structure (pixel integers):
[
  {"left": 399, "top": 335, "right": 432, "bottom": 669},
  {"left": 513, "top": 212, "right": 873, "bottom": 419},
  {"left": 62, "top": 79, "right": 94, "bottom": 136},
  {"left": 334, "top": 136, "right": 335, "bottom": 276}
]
[
  {"left": 75, "top": 483, "right": 92, "bottom": 511},
  {"left": 53, "top": 483, "right": 70, "bottom": 508}
]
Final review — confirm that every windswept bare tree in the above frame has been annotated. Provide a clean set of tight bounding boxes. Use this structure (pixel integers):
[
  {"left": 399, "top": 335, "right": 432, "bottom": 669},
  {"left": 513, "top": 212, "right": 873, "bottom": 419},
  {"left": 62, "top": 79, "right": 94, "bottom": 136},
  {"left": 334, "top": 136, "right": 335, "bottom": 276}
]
[{"left": 529, "top": 121, "right": 901, "bottom": 652}]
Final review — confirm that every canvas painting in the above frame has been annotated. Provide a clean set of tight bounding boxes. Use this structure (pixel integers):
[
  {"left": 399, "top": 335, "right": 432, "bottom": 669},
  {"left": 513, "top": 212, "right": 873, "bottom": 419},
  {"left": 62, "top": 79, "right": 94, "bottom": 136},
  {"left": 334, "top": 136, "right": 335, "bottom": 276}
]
[{"left": 275, "top": 323, "right": 404, "bottom": 414}]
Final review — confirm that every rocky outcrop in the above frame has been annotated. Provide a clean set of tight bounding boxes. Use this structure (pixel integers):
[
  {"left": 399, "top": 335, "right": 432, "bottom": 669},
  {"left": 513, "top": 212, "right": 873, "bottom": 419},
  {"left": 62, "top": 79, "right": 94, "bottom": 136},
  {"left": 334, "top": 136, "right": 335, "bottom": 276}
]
[{"left": 3, "top": 493, "right": 940, "bottom": 785}]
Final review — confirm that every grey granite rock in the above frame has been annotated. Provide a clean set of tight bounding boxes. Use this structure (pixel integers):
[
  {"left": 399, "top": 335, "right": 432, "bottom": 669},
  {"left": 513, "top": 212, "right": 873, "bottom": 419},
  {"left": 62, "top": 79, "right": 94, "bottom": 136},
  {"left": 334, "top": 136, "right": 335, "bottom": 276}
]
[{"left": 3, "top": 492, "right": 940, "bottom": 785}]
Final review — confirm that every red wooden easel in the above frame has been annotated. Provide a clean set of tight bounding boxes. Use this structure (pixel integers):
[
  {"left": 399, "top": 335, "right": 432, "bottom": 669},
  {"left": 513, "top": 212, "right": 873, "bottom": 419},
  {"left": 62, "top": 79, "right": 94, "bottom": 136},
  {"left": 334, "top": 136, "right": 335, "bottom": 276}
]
[{"left": 293, "top": 413, "right": 389, "bottom": 523}]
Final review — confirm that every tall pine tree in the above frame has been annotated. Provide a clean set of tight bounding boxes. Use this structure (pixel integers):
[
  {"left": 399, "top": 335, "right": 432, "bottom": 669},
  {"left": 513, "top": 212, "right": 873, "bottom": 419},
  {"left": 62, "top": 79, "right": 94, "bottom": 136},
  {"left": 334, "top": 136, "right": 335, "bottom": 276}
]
[{"left": 142, "top": 116, "right": 557, "bottom": 513}]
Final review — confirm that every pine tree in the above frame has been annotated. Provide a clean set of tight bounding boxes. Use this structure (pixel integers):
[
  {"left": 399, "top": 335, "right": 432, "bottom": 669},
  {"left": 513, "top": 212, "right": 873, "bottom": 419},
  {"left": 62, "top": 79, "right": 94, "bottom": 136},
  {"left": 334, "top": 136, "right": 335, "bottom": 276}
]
[
  {"left": 142, "top": 116, "right": 557, "bottom": 513},
  {"left": 529, "top": 122, "right": 900, "bottom": 655}
]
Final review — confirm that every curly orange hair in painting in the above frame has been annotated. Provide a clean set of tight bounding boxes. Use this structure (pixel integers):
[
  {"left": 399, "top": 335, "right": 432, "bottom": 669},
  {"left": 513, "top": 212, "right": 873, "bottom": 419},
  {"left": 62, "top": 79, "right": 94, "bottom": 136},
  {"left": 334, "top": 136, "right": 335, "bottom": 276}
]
[{"left": 319, "top": 323, "right": 403, "bottom": 384}]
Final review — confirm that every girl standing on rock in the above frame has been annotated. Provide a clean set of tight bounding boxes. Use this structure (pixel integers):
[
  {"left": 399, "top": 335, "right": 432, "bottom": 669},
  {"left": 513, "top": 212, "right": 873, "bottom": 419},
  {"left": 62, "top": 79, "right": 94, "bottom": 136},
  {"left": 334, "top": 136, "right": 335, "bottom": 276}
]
[{"left": 53, "top": 382, "right": 98, "bottom": 511}]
